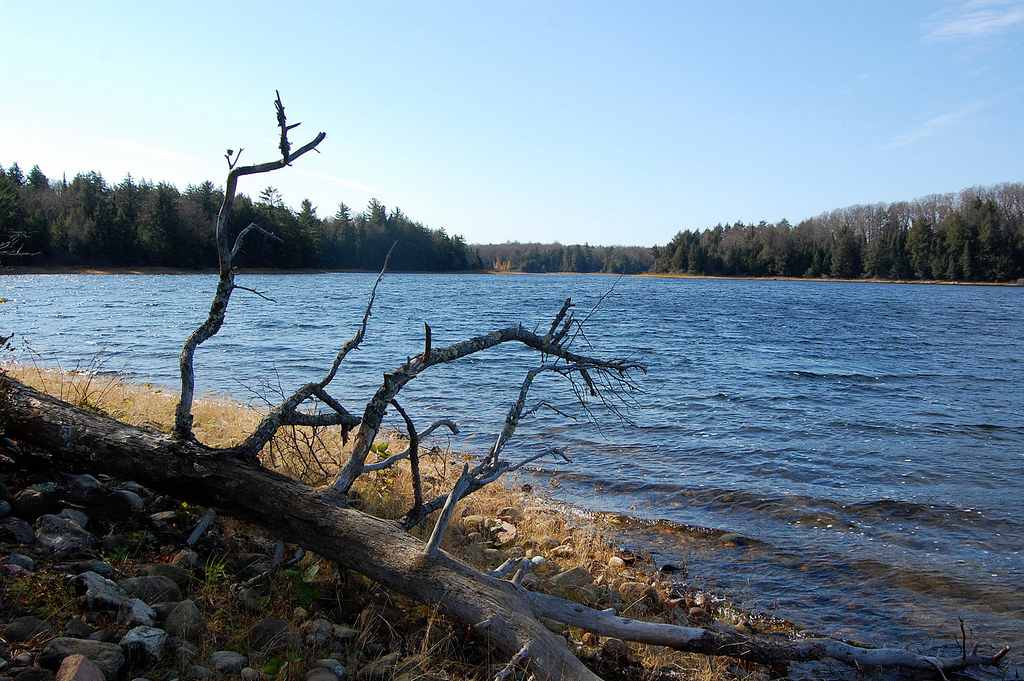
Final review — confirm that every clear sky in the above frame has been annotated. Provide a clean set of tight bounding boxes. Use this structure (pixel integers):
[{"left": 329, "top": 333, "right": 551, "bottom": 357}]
[{"left": 3, "top": 1, "right": 1022, "bottom": 246}]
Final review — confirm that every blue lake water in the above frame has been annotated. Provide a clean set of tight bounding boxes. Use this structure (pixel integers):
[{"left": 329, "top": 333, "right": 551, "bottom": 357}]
[{"left": 3, "top": 272, "right": 1022, "bottom": 661}]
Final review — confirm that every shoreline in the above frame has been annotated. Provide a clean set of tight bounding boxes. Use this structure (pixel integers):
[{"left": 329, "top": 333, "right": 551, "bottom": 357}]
[{"left": 3, "top": 264, "right": 1022, "bottom": 287}]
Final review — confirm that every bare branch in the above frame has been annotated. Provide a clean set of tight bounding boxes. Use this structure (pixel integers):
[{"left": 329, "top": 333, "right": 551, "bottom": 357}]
[
  {"left": 390, "top": 399, "right": 423, "bottom": 516},
  {"left": 361, "top": 418, "right": 458, "bottom": 472},
  {"left": 230, "top": 222, "right": 282, "bottom": 264},
  {"left": 494, "top": 644, "right": 531, "bottom": 681},
  {"left": 423, "top": 463, "right": 471, "bottom": 556}
]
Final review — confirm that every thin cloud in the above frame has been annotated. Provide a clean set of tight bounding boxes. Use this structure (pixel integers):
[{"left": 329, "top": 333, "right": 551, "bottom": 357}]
[
  {"left": 887, "top": 101, "right": 987, "bottom": 148},
  {"left": 926, "top": 0, "right": 1024, "bottom": 39}
]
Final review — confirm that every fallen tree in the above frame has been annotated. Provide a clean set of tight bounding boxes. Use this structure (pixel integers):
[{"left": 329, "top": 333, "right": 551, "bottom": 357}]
[{"left": 0, "top": 93, "right": 1011, "bottom": 681}]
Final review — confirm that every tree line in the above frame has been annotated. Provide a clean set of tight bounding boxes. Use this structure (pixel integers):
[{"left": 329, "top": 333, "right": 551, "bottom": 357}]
[
  {"left": 474, "top": 242, "right": 654, "bottom": 274},
  {"left": 0, "top": 162, "right": 477, "bottom": 271},
  {"left": 653, "top": 183, "right": 1024, "bottom": 282}
]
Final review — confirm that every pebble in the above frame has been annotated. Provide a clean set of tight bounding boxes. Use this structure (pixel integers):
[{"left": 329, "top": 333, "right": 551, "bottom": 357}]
[{"left": 607, "top": 556, "right": 626, "bottom": 569}]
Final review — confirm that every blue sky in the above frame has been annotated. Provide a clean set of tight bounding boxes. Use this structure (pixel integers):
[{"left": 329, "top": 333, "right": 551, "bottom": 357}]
[{"left": 3, "top": 1, "right": 1022, "bottom": 246}]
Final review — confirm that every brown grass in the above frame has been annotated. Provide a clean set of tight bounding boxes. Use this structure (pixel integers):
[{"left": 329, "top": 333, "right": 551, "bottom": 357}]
[{"left": 3, "top": 364, "right": 764, "bottom": 680}]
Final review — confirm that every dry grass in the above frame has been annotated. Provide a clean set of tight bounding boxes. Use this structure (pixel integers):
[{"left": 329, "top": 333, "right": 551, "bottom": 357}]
[{"left": 3, "top": 364, "right": 763, "bottom": 681}]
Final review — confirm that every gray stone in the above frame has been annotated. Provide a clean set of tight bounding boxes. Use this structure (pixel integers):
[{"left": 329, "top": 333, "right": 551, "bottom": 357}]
[
  {"left": 169, "top": 639, "right": 198, "bottom": 666},
  {"left": 63, "top": 475, "right": 104, "bottom": 504},
  {"left": 5, "top": 553, "right": 35, "bottom": 571},
  {"left": 164, "top": 601, "right": 205, "bottom": 641},
  {"left": 63, "top": 620, "right": 94, "bottom": 639},
  {"left": 5, "top": 616, "right": 52, "bottom": 642},
  {"left": 240, "top": 668, "right": 262, "bottom": 681},
  {"left": 139, "top": 564, "right": 190, "bottom": 590},
  {"left": 68, "top": 561, "right": 113, "bottom": 578},
  {"left": 39, "top": 639, "right": 125, "bottom": 679},
  {"left": 54, "top": 654, "right": 105, "bottom": 681},
  {"left": 0, "top": 518, "right": 35, "bottom": 544},
  {"left": 108, "top": 490, "right": 144, "bottom": 514},
  {"left": 305, "top": 670, "right": 337, "bottom": 681},
  {"left": 208, "top": 651, "right": 246, "bottom": 675},
  {"left": 119, "top": 627, "right": 166, "bottom": 665},
  {"left": 0, "top": 500, "right": 10, "bottom": 518},
  {"left": 248, "top": 618, "right": 291, "bottom": 654},
  {"left": 75, "top": 572, "right": 130, "bottom": 611},
  {"left": 116, "top": 482, "right": 149, "bottom": 497},
  {"left": 312, "top": 660, "right": 346, "bottom": 679},
  {"left": 13, "top": 483, "right": 59, "bottom": 519},
  {"left": 15, "top": 669, "right": 54, "bottom": 681},
  {"left": 118, "top": 599, "right": 156, "bottom": 627},
  {"left": 549, "top": 566, "right": 592, "bottom": 590},
  {"left": 300, "top": 619, "right": 333, "bottom": 647},
  {"left": 117, "top": 576, "right": 181, "bottom": 604},
  {"left": 58, "top": 509, "right": 89, "bottom": 529},
  {"left": 187, "top": 665, "right": 212, "bottom": 681},
  {"left": 35, "top": 515, "right": 96, "bottom": 556},
  {"left": 354, "top": 653, "right": 399, "bottom": 681}
]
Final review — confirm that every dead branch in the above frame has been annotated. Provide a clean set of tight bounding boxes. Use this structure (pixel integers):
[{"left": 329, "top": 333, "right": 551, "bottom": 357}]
[{"left": 173, "top": 91, "right": 326, "bottom": 440}]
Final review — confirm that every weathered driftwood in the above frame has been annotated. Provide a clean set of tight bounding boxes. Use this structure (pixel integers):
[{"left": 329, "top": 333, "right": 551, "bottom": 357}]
[
  {"left": 2, "top": 380, "right": 1011, "bottom": 680},
  {"left": 3, "top": 92, "right": 1011, "bottom": 681}
]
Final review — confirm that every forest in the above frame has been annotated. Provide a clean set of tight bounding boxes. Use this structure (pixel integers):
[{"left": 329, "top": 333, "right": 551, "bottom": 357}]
[
  {"left": 0, "top": 162, "right": 477, "bottom": 271},
  {"left": 652, "top": 183, "right": 1024, "bottom": 282},
  {"left": 473, "top": 242, "right": 654, "bottom": 274}
]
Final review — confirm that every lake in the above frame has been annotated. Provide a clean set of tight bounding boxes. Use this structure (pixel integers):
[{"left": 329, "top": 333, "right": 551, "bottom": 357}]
[{"left": 3, "top": 272, "right": 1023, "bottom": 661}]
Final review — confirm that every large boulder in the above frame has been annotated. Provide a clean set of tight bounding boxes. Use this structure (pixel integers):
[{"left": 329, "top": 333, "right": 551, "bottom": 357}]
[
  {"left": 39, "top": 639, "right": 125, "bottom": 679},
  {"left": 35, "top": 515, "right": 97, "bottom": 556}
]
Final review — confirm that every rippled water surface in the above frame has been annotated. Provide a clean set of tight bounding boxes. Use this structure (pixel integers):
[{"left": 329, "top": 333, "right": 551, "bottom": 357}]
[{"left": 3, "top": 273, "right": 1023, "bottom": 659}]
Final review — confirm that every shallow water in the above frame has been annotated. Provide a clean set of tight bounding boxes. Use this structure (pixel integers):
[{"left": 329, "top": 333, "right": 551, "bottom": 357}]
[{"left": 3, "top": 272, "right": 1022, "bottom": 660}]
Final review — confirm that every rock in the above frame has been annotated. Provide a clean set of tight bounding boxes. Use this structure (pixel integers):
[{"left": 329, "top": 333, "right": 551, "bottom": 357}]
[
  {"left": 39, "top": 639, "right": 125, "bottom": 679},
  {"left": 607, "top": 556, "right": 626, "bottom": 569},
  {"left": 301, "top": 619, "right": 333, "bottom": 647},
  {"left": 5, "top": 616, "right": 52, "bottom": 643},
  {"left": 305, "top": 670, "right": 337, "bottom": 681},
  {"left": 235, "top": 586, "right": 263, "bottom": 612},
  {"left": 86, "top": 631, "right": 118, "bottom": 644},
  {"left": 169, "top": 639, "right": 198, "bottom": 666},
  {"left": 118, "top": 576, "right": 181, "bottom": 604},
  {"left": 14, "top": 653, "right": 33, "bottom": 665},
  {"left": 68, "top": 561, "right": 113, "bottom": 578},
  {"left": 187, "top": 665, "right": 212, "bottom": 681},
  {"left": 600, "top": 637, "right": 632, "bottom": 661},
  {"left": 107, "top": 491, "right": 144, "bottom": 515},
  {"left": 208, "top": 651, "right": 246, "bottom": 675},
  {"left": 687, "top": 607, "right": 708, "bottom": 621},
  {"left": 331, "top": 625, "right": 358, "bottom": 641},
  {"left": 312, "top": 660, "right": 346, "bottom": 679},
  {"left": 139, "top": 564, "right": 190, "bottom": 590},
  {"left": 541, "top": 618, "right": 567, "bottom": 634},
  {"left": 460, "top": 515, "right": 487, "bottom": 532},
  {"left": 75, "top": 572, "right": 129, "bottom": 611},
  {"left": 0, "top": 500, "right": 10, "bottom": 518},
  {"left": 55, "top": 655, "right": 105, "bottom": 681},
  {"left": 490, "top": 520, "right": 518, "bottom": 545},
  {"left": 658, "top": 562, "right": 682, "bottom": 574},
  {"left": 13, "top": 484, "right": 59, "bottom": 519},
  {"left": 35, "top": 515, "right": 97, "bottom": 556},
  {"left": 549, "top": 545, "right": 575, "bottom": 558},
  {"left": 240, "top": 668, "right": 262, "bottom": 681},
  {"left": 0, "top": 518, "right": 35, "bottom": 544},
  {"left": 248, "top": 619, "right": 291, "bottom": 654},
  {"left": 497, "top": 506, "right": 524, "bottom": 522},
  {"left": 169, "top": 550, "right": 198, "bottom": 569},
  {"left": 58, "top": 509, "right": 89, "bottom": 529},
  {"left": 0, "top": 481, "right": 8, "bottom": 501},
  {"left": 119, "top": 627, "right": 166, "bottom": 665},
  {"left": 63, "top": 620, "right": 94, "bottom": 639},
  {"left": 5, "top": 553, "right": 35, "bottom": 570},
  {"left": 116, "top": 482, "right": 149, "bottom": 497},
  {"left": 549, "top": 566, "right": 592, "bottom": 590},
  {"left": 118, "top": 599, "right": 156, "bottom": 628},
  {"left": 15, "top": 670, "right": 55, "bottom": 681},
  {"left": 63, "top": 475, "right": 104, "bottom": 504},
  {"left": 164, "top": 601, "right": 205, "bottom": 641},
  {"left": 618, "top": 581, "right": 649, "bottom": 603},
  {"left": 355, "top": 653, "right": 399, "bottom": 681}
]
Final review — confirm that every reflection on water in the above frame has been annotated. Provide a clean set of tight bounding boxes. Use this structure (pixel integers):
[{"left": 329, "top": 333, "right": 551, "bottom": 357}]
[{"left": 3, "top": 272, "right": 1023, "bottom": 660}]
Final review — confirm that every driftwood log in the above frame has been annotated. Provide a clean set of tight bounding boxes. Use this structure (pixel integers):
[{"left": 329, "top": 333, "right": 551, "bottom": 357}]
[{"left": 0, "top": 92, "right": 1010, "bottom": 681}]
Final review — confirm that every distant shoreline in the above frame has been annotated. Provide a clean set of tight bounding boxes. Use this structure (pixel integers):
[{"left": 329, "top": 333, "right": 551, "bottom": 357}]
[{"left": 2, "top": 265, "right": 1022, "bottom": 287}]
